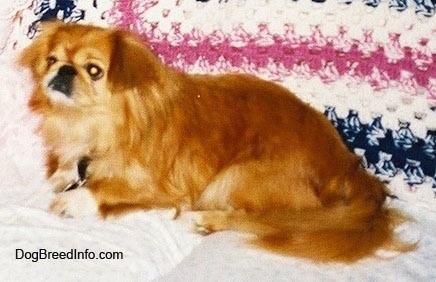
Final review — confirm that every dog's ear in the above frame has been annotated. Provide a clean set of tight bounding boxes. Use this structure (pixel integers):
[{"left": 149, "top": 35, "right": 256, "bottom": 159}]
[{"left": 108, "top": 30, "right": 164, "bottom": 92}]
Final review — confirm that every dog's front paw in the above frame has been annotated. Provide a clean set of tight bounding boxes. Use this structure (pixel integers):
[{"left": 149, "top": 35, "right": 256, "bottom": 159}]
[{"left": 50, "top": 188, "right": 98, "bottom": 218}]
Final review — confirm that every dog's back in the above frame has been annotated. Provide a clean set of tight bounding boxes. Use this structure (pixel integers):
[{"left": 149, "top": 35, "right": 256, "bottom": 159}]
[{"left": 179, "top": 73, "right": 415, "bottom": 262}]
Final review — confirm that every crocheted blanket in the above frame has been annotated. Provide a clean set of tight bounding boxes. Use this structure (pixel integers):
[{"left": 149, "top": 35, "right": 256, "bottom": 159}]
[{"left": 1, "top": 0, "right": 434, "bottom": 207}]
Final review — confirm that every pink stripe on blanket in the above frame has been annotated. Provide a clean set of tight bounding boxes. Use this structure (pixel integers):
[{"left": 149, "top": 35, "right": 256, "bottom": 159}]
[{"left": 109, "top": 4, "right": 435, "bottom": 100}]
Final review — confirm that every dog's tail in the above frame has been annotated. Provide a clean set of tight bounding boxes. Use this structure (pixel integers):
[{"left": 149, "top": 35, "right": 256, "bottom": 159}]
[
  {"left": 240, "top": 205, "right": 414, "bottom": 262},
  {"left": 229, "top": 170, "right": 416, "bottom": 262}
]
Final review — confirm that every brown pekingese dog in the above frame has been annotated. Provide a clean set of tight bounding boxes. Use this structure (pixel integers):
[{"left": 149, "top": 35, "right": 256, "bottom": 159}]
[{"left": 19, "top": 22, "right": 414, "bottom": 262}]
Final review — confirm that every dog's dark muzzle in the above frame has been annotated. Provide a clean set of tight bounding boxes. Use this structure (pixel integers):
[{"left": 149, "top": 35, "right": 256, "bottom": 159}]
[{"left": 48, "top": 65, "right": 77, "bottom": 97}]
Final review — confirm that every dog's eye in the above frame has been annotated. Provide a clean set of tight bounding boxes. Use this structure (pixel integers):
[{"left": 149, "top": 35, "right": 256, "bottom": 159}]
[
  {"left": 86, "top": 64, "right": 103, "bottom": 81},
  {"left": 47, "top": 56, "right": 57, "bottom": 66}
]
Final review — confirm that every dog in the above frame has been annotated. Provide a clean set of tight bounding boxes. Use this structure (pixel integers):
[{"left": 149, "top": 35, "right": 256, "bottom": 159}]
[{"left": 19, "top": 22, "right": 414, "bottom": 262}]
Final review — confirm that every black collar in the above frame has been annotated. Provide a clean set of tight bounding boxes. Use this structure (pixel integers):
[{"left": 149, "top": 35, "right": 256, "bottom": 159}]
[{"left": 63, "top": 157, "right": 90, "bottom": 192}]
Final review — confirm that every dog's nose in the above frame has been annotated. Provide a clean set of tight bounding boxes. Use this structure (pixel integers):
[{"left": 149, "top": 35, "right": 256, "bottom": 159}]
[
  {"left": 48, "top": 65, "right": 77, "bottom": 97},
  {"left": 58, "top": 65, "right": 77, "bottom": 76}
]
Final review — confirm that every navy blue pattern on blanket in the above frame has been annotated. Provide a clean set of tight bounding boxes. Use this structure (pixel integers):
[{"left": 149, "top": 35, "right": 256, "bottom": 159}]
[{"left": 325, "top": 106, "right": 436, "bottom": 191}]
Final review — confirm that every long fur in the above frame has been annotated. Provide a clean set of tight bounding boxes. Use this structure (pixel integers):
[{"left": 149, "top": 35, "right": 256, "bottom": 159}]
[{"left": 19, "top": 22, "right": 415, "bottom": 262}]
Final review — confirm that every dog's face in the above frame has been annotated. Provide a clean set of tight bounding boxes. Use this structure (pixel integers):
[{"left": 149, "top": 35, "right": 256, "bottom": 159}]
[
  {"left": 20, "top": 23, "right": 113, "bottom": 107},
  {"left": 19, "top": 22, "right": 162, "bottom": 110},
  {"left": 39, "top": 35, "right": 109, "bottom": 106}
]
